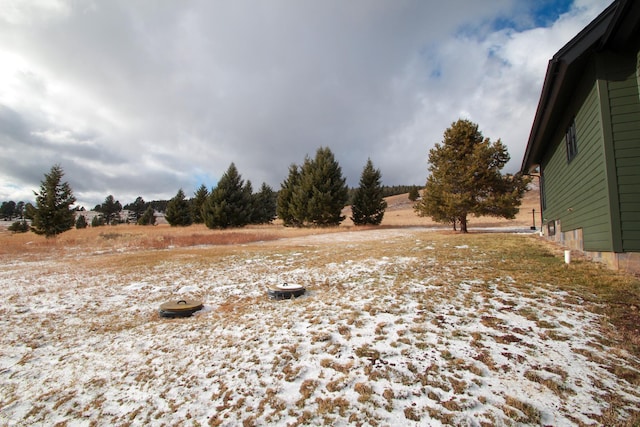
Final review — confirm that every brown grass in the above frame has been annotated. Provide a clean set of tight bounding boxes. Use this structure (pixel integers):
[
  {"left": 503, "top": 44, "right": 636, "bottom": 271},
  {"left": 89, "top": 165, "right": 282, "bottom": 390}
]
[
  {"left": 503, "top": 396, "right": 540, "bottom": 424},
  {"left": 0, "top": 187, "right": 540, "bottom": 259},
  {"left": 0, "top": 223, "right": 348, "bottom": 260}
]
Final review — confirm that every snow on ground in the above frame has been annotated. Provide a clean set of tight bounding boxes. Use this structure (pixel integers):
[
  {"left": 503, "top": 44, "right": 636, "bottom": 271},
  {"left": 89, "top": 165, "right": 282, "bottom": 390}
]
[{"left": 1, "top": 228, "right": 639, "bottom": 426}]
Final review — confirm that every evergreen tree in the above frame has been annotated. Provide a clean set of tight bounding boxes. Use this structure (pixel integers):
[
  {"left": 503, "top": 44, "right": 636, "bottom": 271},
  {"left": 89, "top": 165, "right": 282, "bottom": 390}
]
[
  {"left": 408, "top": 186, "right": 420, "bottom": 202},
  {"left": 191, "top": 184, "right": 209, "bottom": 224},
  {"left": 415, "top": 119, "right": 530, "bottom": 232},
  {"left": 202, "top": 163, "right": 252, "bottom": 229},
  {"left": 165, "top": 189, "right": 193, "bottom": 226},
  {"left": 31, "top": 165, "right": 76, "bottom": 237},
  {"left": 277, "top": 147, "right": 349, "bottom": 227},
  {"left": 8, "top": 220, "right": 29, "bottom": 233},
  {"left": 16, "top": 201, "right": 25, "bottom": 219},
  {"left": 351, "top": 158, "right": 387, "bottom": 226},
  {"left": 75, "top": 215, "right": 88, "bottom": 229},
  {"left": 91, "top": 215, "right": 105, "bottom": 227},
  {"left": 303, "top": 147, "right": 349, "bottom": 226},
  {"left": 138, "top": 206, "right": 156, "bottom": 225},
  {"left": 277, "top": 164, "right": 301, "bottom": 227},
  {"left": 290, "top": 156, "right": 314, "bottom": 225},
  {"left": 252, "top": 182, "right": 277, "bottom": 224},
  {"left": 99, "top": 195, "right": 123, "bottom": 225},
  {"left": 1, "top": 201, "right": 16, "bottom": 220},
  {"left": 126, "top": 197, "right": 147, "bottom": 223},
  {"left": 243, "top": 180, "right": 255, "bottom": 223},
  {"left": 149, "top": 200, "right": 169, "bottom": 213},
  {"left": 24, "top": 203, "right": 36, "bottom": 220}
]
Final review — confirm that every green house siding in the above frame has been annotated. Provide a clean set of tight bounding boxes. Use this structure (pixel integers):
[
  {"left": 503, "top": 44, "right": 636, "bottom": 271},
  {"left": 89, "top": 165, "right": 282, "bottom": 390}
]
[
  {"left": 522, "top": 1, "right": 640, "bottom": 264},
  {"left": 608, "top": 49, "right": 640, "bottom": 251},
  {"left": 541, "top": 75, "right": 614, "bottom": 252},
  {"left": 541, "top": 48, "right": 640, "bottom": 254}
]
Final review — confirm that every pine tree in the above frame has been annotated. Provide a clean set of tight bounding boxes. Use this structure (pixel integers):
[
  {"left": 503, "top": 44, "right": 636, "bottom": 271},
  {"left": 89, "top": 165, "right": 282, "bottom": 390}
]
[
  {"left": 304, "top": 147, "right": 349, "bottom": 226},
  {"left": 8, "top": 220, "right": 29, "bottom": 233},
  {"left": 99, "top": 195, "right": 123, "bottom": 225},
  {"left": 277, "top": 148, "right": 348, "bottom": 227},
  {"left": 31, "top": 165, "right": 76, "bottom": 237},
  {"left": 202, "top": 163, "right": 252, "bottom": 229},
  {"left": 165, "top": 189, "right": 193, "bottom": 226},
  {"left": 290, "top": 156, "right": 314, "bottom": 224},
  {"left": 138, "top": 206, "right": 156, "bottom": 225},
  {"left": 408, "top": 186, "right": 420, "bottom": 202},
  {"left": 252, "top": 182, "right": 277, "bottom": 224},
  {"left": 191, "top": 184, "right": 209, "bottom": 224},
  {"left": 1, "top": 201, "right": 16, "bottom": 220},
  {"left": 243, "top": 180, "right": 254, "bottom": 222},
  {"left": 351, "top": 159, "right": 387, "bottom": 226},
  {"left": 277, "top": 164, "right": 301, "bottom": 227},
  {"left": 15, "top": 201, "right": 25, "bottom": 219},
  {"left": 91, "top": 216, "right": 105, "bottom": 227},
  {"left": 415, "top": 119, "right": 530, "bottom": 232},
  {"left": 24, "top": 203, "right": 36, "bottom": 220},
  {"left": 75, "top": 215, "right": 88, "bottom": 229},
  {"left": 127, "top": 197, "right": 146, "bottom": 223}
]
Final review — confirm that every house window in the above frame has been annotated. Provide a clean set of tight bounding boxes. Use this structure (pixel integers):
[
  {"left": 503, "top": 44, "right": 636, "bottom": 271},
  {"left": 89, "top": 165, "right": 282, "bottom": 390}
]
[
  {"left": 636, "top": 56, "right": 639, "bottom": 101},
  {"left": 566, "top": 118, "right": 578, "bottom": 162}
]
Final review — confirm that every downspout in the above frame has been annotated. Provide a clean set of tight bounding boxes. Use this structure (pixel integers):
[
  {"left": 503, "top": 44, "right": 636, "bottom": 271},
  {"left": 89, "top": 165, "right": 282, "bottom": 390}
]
[{"left": 524, "top": 169, "right": 544, "bottom": 235}]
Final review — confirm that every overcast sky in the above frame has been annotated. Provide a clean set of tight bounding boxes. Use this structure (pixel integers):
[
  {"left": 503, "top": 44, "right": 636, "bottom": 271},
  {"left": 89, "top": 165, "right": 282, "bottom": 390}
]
[{"left": 1, "top": 0, "right": 612, "bottom": 208}]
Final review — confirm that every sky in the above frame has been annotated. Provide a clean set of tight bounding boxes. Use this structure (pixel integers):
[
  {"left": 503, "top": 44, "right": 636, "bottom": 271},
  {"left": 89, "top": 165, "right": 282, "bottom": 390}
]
[{"left": 0, "top": 0, "right": 613, "bottom": 209}]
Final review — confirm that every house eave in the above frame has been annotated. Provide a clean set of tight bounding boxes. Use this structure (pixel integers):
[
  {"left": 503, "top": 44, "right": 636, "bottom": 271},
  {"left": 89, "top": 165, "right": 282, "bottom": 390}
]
[{"left": 520, "top": 0, "right": 623, "bottom": 175}]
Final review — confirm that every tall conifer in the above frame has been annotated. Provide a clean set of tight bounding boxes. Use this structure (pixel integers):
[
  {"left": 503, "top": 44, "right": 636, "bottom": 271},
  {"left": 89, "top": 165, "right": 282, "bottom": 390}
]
[
  {"left": 351, "top": 159, "right": 387, "bottom": 225},
  {"left": 277, "top": 164, "right": 301, "bottom": 227},
  {"left": 31, "top": 164, "right": 76, "bottom": 237},
  {"left": 203, "top": 163, "right": 252, "bottom": 229},
  {"left": 191, "top": 184, "right": 209, "bottom": 224},
  {"left": 277, "top": 147, "right": 348, "bottom": 227},
  {"left": 165, "top": 189, "right": 193, "bottom": 226},
  {"left": 252, "top": 182, "right": 277, "bottom": 224}
]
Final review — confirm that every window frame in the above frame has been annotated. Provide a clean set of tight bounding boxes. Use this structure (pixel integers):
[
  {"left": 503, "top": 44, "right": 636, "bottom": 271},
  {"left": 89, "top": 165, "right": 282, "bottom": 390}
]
[{"left": 565, "top": 118, "right": 578, "bottom": 163}]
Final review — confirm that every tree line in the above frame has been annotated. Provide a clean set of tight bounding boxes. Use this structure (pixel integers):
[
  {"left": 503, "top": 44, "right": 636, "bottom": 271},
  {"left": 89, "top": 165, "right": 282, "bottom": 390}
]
[
  {"left": 4, "top": 119, "right": 531, "bottom": 236},
  {"left": 7, "top": 147, "right": 390, "bottom": 237}
]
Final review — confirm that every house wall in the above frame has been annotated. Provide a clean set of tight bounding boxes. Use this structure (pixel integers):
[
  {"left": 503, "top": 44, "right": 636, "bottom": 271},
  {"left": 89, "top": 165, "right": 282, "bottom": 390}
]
[
  {"left": 605, "top": 47, "right": 640, "bottom": 252},
  {"left": 541, "top": 59, "right": 614, "bottom": 252}
]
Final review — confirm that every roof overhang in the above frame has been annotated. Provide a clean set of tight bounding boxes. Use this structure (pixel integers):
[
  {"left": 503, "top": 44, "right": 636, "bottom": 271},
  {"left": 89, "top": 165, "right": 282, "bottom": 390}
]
[{"left": 520, "top": 0, "right": 631, "bottom": 174}]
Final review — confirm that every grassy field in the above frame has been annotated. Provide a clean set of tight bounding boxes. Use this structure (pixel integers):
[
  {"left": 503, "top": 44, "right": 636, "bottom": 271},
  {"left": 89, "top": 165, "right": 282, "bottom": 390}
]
[{"left": 1, "top": 192, "right": 640, "bottom": 426}]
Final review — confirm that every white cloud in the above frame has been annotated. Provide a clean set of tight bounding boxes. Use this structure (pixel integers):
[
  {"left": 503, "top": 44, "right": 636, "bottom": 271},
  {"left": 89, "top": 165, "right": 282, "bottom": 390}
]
[{"left": 0, "top": 0, "right": 613, "bottom": 208}]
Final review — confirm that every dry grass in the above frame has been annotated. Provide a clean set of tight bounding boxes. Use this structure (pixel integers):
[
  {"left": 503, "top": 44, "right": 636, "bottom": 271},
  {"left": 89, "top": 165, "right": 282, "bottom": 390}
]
[
  {"left": 503, "top": 395, "right": 541, "bottom": 424},
  {"left": 0, "top": 223, "right": 348, "bottom": 260},
  {"left": 4, "top": 188, "right": 640, "bottom": 426},
  {"left": 0, "top": 186, "right": 540, "bottom": 259}
]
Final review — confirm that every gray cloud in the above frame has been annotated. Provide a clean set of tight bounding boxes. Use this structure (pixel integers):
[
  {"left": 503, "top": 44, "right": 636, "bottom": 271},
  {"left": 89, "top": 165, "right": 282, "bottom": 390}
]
[{"left": 0, "top": 0, "right": 611, "bottom": 208}]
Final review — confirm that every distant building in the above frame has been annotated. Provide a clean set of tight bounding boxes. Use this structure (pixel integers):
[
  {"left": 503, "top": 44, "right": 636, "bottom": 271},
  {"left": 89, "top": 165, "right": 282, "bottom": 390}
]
[
  {"left": 74, "top": 209, "right": 165, "bottom": 225},
  {"left": 521, "top": 0, "right": 640, "bottom": 273}
]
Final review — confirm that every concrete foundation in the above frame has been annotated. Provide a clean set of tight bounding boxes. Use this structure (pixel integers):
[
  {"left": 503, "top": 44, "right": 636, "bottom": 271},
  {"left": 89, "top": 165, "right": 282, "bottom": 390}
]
[{"left": 542, "top": 220, "right": 640, "bottom": 275}]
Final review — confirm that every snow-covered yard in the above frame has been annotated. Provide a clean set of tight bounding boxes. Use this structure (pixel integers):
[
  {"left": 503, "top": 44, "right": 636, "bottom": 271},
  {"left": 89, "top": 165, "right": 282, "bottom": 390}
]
[{"left": 1, "top": 228, "right": 639, "bottom": 426}]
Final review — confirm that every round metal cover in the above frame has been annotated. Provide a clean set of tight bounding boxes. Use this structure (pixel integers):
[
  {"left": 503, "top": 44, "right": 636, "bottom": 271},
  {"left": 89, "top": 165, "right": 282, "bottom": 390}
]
[
  {"left": 159, "top": 299, "right": 203, "bottom": 318},
  {"left": 267, "top": 284, "right": 306, "bottom": 300},
  {"left": 276, "top": 283, "right": 303, "bottom": 290}
]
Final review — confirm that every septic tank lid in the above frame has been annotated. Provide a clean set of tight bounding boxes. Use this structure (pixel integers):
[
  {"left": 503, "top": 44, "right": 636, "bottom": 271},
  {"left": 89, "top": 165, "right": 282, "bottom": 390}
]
[{"left": 159, "top": 299, "right": 203, "bottom": 318}]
